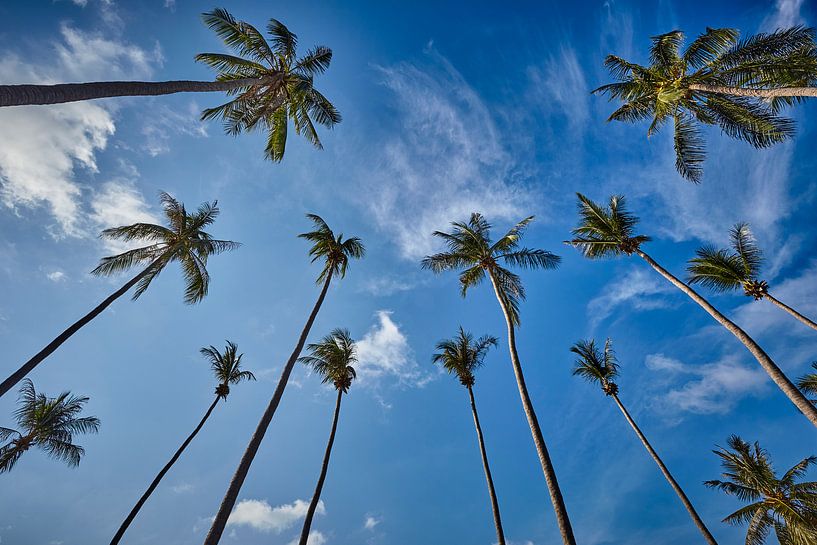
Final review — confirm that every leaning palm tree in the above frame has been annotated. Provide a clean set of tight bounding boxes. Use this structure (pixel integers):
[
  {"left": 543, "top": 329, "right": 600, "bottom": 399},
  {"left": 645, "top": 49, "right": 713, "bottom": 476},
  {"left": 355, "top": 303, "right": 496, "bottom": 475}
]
[
  {"left": 688, "top": 223, "right": 817, "bottom": 332},
  {"left": 594, "top": 26, "right": 817, "bottom": 181},
  {"left": 110, "top": 341, "right": 255, "bottom": 545},
  {"left": 433, "top": 327, "right": 506, "bottom": 545},
  {"left": 568, "top": 193, "right": 817, "bottom": 427},
  {"left": 0, "top": 8, "right": 340, "bottom": 161},
  {"left": 204, "top": 214, "right": 364, "bottom": 545},
  {"left": 0, "top": 379, "right": 100, "bottom": 473},
  {"left": 296, "top": 329, "right": 357, "bottom": 545},
  {"left": 422, "top": 214, "right": 575, "bottom": 545},
  {"left": 570, "top": 338, "right": 718, "bottom": 545},
  {"left": 0, "top": 191, "right": 239, "bottom": 399},
  {"left": 706, "top": 435, "right": 817, "bottom": 545},
  {"left": 797, "top": 363, "right": 817, "bottom": 405}
]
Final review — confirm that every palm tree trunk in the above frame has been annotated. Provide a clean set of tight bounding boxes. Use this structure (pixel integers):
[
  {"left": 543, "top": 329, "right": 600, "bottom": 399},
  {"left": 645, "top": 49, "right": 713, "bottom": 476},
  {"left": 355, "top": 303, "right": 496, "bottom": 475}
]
[
  {"left": 110, "top": 396, "right": 221, "bottom": 545},
  {"left": 765, "top": 293, "right": 817, "bottom": 332},
  {"left": 486, "top": 271, "right": 576, "bottom": 545},
  {"left": 0, "top": 258, "right": 163, "bottom": 399},
  {"left": 688, "top": 83, "right": 817, "bottom": 98},
  {"left": 611, "top": 394, "right": 718, "bottom": 545},
  {"left": 467, "top": 385, "right": 506, "bottom": 545},
  {"left": 298, "top": 388, "right": 343, "bottom": 545},
  {"left": 0, "top": 77, "right": 277, "bottom": 107},
  {"left": 636, "top": 250, "right": 817, "bottom": 427},
  {"left": 203, "top": 271, "right": 334, "bottom": 545}
]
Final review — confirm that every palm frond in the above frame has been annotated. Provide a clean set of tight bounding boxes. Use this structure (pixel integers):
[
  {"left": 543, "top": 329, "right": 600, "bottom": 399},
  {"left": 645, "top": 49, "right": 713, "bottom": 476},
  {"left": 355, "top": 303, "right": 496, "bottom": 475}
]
[
  {"left": 684, "top": 27, "right": 740, "bottom": 69},
  {"left": 687, "top": 245, "right": 746, "bottom": 291},
  {"left": 673, "top": 112, "right": 706, "bottom": 183},
  {"left": 730, "top": 222, "right": 763, "bottom": 279}
]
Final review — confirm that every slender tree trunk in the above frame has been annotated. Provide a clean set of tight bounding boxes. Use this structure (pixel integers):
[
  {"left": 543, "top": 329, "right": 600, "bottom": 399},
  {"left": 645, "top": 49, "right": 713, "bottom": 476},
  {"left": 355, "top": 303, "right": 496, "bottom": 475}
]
[
  {"left": 203, "top": 272, "right": 334, "bottom": 545},
  {"left": 0, "top": 77, "right": 278, "bottom": 107},
  {"left": 688, "top": 83, "right": 817, "bottom": 98},
  {"left": 298, "top": 389, "right": 343, "bottom": 545},
  {"left": 486, "top": 271, "right": 576, "bottom": 545},
  {"left": 110, "top": 396, "right": 221, "bottom": 545},
  {"left": 467, "top": 385, "right": 506, "bottom": 545},
  {"left": 0, "top": 259, "right": 162, "bottom": 399},
  {"left": 636, "top": 250, "right": 817, "bottom": 426},
  {"left": 611, "top": 394, "right": 718, "bottom": 545},
  {"left": 765, "top": 293, "right": 817, "bottom": 332}
]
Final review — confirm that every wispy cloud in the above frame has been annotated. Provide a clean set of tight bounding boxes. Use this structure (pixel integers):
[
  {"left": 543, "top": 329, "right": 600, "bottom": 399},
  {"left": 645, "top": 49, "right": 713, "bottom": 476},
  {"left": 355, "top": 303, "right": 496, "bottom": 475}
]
[
  {"left": 359, "top": 276, "right": 417, "bottom": 296},
  {"left": 645, "top": 353, "right": 768, "bottom": 414},
  {"left": 89, "top": 181, "right": 158, "bottom": 252},
  {"left": 526, "top": 46, "right": 589, "bottom": 137},
  {"left": 225, "top": 499, "right": 325, "bottom": 534},
  {"left": 363, "top": 515, "right": 381, "bottom": 531},
  {"left": 141, "top": 102, "right": 208, "bottom": 157},
  {"left": 46, "top": 270, "right": 67, "bottom": 282},
  {"left": 359, "top": 47, "right": 536, "bottom": 260},
  {"left": 762, "top": 0, "right": 806, "bottom": 31},
  {"left": 355, "top": 311, "right": 431, "bottom": 388},
  {"left": 586, "top": 267, "right": 675, "bottom": 329}
]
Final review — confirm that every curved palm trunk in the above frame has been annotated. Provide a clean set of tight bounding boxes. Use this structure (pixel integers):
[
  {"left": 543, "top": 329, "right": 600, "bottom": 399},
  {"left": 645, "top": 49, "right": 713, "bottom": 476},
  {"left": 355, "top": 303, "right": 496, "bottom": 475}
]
[
  {"left": 0, "top": 78, "right": 271, "bottom": 107},
  {"left": 636, "top": 250, "right": 817, "bottom": 426},
  {"left": 486, "top": 271, "right": 576, "bottom": 545},
  {"left": 765, "top": 293, "right": 817, "bottom": 332},
  {"left": 203, "top": 272, "right": 334, "bottom": 545},
  {"left": 467, "top": 385, "right": 506, "bottom": 545},
  {"left": 110, "top": 396, "right": 221, "bottom": 545},
  {"left": 0, "top": 259, "right": 162, "bottom": 399},
  {"left": 611, "top": 394, "right": 718, "bottom": 545},
  {"left": 298, "top": 389, "right": 343, "bottom": 545},
  {"left": 688, "top": 83, "right": 817, "bottom": 98}
]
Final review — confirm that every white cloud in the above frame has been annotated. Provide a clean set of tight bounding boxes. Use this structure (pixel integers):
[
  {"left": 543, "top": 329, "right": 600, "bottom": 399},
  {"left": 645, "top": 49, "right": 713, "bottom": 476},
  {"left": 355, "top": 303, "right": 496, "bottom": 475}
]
[
  {"left": 363, "top": 515, "right": 381, "bottom": 531},
  {"left": 526, "top": 46, "right": 589, "bottom": 136},
  {"left": 645, "top": 353, "right": 768, "bottom": 414},
  {"left": 141, "top": 102, "right": 208, "bottom": 157},
  {"left": 586, "top": 267, "right": 675, "bottom": 329},
  {"left": 355, "top": 311, "right": 430, "bottom": 387},
  {"left": 762, "top": 0, "right": 805, "bottom": 31},
  {"left": 46, "top": 270, "right": 67, "bottom": 282},
  {"left": 360, "top": 276, "right": 416, "bottom": 296},
  {"left": 360, "top": 48, "right": 536, "bottom": 260},
  {"left": 0, "top": 24, "right": 159, "bottom": 237},
  {"left": 226, "top": 499, "right": 324, "bottom": 534},
  {"left": 288, "top": 531, "right": 327, "bottom": 545},
  {"left": 88, "top": 181, "right": 157, "bottom": 252},
  {"left": 169, "top": 483, "right": 194, "bottom": 494}
]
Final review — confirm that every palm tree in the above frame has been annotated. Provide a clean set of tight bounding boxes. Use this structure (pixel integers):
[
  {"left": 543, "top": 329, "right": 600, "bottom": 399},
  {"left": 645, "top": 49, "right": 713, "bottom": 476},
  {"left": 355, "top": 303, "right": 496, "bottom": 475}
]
[
  {"left": 0, "top": 192, "right": 239, "bottom": 400},
  {"left": 688, "top": 223, "right": 817, "bottom": 332},
  {"left": 0, "top": 8, "right": 340, "bottom": 161},
  {"left": 203, "top": 214, "right": 364, "bottom": 545},
  {"left": 594, "top": 26, "right": 817, "bottom": 181},
  {"left": 797, "top": 363, "right": 817, "bottom": 405},
  {"left": 433, "top": 327, "right": 506, "bottom": 545},
  {"left": 706, "top": 435, "right": 817, "bottom": 545},
  {"left": 421, "top": 213, "right": 576, "bottom": 545},
  {"left": 570, "top": 338, "right": 718, "bottom": 544},
  {"left": 0, "top": 379, "right": 100, "bottom": 473},
  {"left": 296, "top": 328, "right": 357, "bottom": 545},
  {"left": 110, "top": 341, "right": 255, "bottom": 545},
  {"left": 568, "top": 193, "right": 817, "bottom": 427}
]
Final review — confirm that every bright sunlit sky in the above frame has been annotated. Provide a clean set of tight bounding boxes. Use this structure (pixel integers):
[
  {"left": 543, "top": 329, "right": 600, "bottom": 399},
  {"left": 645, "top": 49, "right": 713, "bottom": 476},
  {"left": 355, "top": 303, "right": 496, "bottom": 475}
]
[{"left": 1, "top": 1, "right": 816, "bottom": 544}]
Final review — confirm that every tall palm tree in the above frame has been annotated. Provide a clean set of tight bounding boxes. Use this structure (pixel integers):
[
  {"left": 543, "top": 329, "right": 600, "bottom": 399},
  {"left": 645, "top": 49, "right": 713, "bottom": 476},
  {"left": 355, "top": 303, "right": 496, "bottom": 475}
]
[
  {"left": 594, "top": 26, "right": 817, "bottom": 181},
  {"left": 568, "top": 193, "right": 817, "bottom": 427},
  {"left": 110, "top": 341, "right": 255, "bottom": 545},
  {"left": 570, "top": 338, "right": 718, "bottom": 544},
  {"left": 203, "top": 214, "right": 364, "bottom": 545},
  {"left": 296, "top": 328, "right": 357, "bottom": 545},
  {"left": 421, "top": 213, "right": 576, "bottom": 545},
  {"left": 0, "top": 379, "right": 100, "bottom": 473},
  {"left": 706, "top": 435, "right": 817, "bottom": 545},
  {"left": 0, "top": 8, "right": 340, "bottom": 161},
  {"left": 688, "top": 223, "right": 817, "bottom": 332},
  {"left": 0, "top": 192, "right": 239, "bottom": 400},
  {"left": 797, "top": 363, "right": 817, "bottom": 405},
  {"left": 433, "top": 327, "right": 506, "bottom": 545}
]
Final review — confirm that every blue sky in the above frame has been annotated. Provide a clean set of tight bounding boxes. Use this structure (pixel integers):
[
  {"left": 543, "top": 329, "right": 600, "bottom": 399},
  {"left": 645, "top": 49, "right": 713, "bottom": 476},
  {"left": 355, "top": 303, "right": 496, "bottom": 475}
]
[{"left": 1, "top": 0, "right": 816, "bottom": 544}]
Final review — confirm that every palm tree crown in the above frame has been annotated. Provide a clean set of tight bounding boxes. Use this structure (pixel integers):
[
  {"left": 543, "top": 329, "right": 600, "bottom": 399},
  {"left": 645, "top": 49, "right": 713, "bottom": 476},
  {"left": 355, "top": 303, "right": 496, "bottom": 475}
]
[
  {"left": 90, "top": 191, "right": 240, "bottom": 304},
  {"left": 200, "top": 341, "right": 256, "bottom": 399},
  {"left": 798, "top": 363, "right": 817, "bottom": 405},
  {"left": 706, "top": 435, "right": 817, "bottom": 545},
  {"left": 595, "top": 27, "right": 817, "bottom": 181},
  {"left": 196, "top": 8, "right": 341, "bottom": 161},
  {"left": 421, "top": 213, "right": 560, "bottom": 325},
  {"left": 298, "top": 214, "right": 365, "bottom": 284},
  {"left": 569, "top": 193, "right": 651, "bottom": 258},
  {"left": 298, "top": 329, "right": 357, "bottom": 392},
  {"left": 433, "top": 327, "right": 498, "bottom": 387},
  {"left": 687, "top": 222, "right": 768, "bottom": 298},
  {"left": 0, "top": 380, "right": 100, "bottom": 473},
  {"left": 570, "top": 338, "right": 620, "bottom": 396}
]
